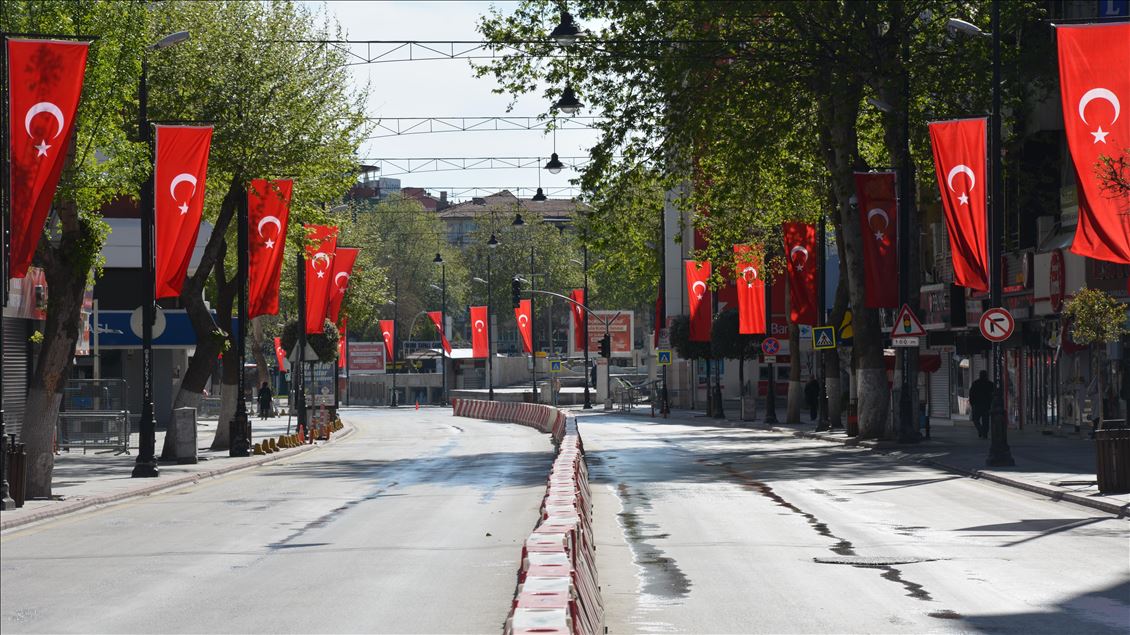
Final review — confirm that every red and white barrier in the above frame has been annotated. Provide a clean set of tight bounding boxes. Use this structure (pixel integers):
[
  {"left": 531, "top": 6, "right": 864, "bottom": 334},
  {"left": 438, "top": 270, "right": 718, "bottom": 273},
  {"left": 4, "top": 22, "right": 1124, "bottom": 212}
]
[{"left": 453, "top": 400, "right": 602, "bottom": 635}]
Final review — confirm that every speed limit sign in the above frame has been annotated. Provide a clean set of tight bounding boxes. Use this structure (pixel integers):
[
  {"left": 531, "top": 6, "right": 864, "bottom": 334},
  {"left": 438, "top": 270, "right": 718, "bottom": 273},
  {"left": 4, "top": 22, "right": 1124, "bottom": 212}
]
[{"left": 979, "top": 308, "right": 1015, "bottom": 342}]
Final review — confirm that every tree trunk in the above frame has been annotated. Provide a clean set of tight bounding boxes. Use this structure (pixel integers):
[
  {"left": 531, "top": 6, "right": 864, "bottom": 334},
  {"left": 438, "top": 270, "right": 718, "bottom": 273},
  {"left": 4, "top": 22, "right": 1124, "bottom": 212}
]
[
  {"left": 252, "top": 316, "right": 270, "bottom": 388},
  {"left": 209, "top": 254, "right": 239, "bottom": 451},
  {"left": 825, "top": 188, "right": 851, "bottom": 429},
  {"left": 22, "top": 198, "right": 90, "bottom": 497},
  {"left": 787, "top": 323, "right": 802, "bottom": 424}
]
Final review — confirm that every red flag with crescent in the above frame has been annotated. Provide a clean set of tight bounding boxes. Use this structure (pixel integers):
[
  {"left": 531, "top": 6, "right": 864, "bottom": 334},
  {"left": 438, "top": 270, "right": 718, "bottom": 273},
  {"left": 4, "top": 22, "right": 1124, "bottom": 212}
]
[
  {"left": 303, "top": 225, "right": 337, "bottom": 334},
  {"left": 427, "top": 311, "right": 452, "bottom": 354},
  {"left": 733, "top": 245, "right": 766, "bottom": 335},
  {"left": 1057, "top": 23, "right": 1130, "bottom": 264},
  {"left": 273, "top": 336, "right": 287, "bottom": 372},
  {"left": 569, "top": 289, "right": 585, "bottom": 350},
  {"left": 154, "top": 125, "right": 213, "bottom": 299},
  {"left": 248, "top": 179, "right": 292, "bottom": 318},
  {"left": 326, "top": 247, "right": 359, "bottom": 325},
  {"left": 928, "top": 118, "right": 989, "bottom": 291},
  {"left": 338, "top": 317, "right": 348, "bottom": 369},
  {"left": 685, "top": 260, "right": 712, "bottom": 342},
  {"left": 782, "top": 222, "right": 818, "bottom": 326},
  {"left": 515, "top": 299, "right": 533, "bottom": 353},
  {"left": 470, "top": 306, "right": 489, "bottom": 359},
  {"left": 379, "top": 319, "right": 395, "bottom": 362},
  {"left": 854, "top": 172, "right": 900, "bottom": 308},
  {"left": 6, "top": 38, "right": 90, "bottom": 279}
]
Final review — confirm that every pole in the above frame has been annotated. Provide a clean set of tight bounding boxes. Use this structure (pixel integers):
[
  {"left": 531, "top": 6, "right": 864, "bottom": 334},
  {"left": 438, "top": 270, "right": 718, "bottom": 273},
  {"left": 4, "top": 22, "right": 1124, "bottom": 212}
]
[
  {"left": 0, "top": 36, "right": 15, "bottom": 508},
  {"left": 530, "top": 246, "right": 537, "bottom": 402},
  {"left": 987, "top": 0, "right": 1014, "bottom": 466},
  {"left": 132, "top": 54, "right": 158, "bottom": 478},
  {"left": 228, "top": 185, "right": 250, "bottom": 456},
  {"left": 487, "top": 252, "right": 494, "bottom": 401},
  {"left": 765, "top": 274, "right": 778, "bottom": 424},
  {"left": 441, "top": 262, "right": 448, "bottom": 405},
  {"left": 816, "top": 207, "right": 830, "bottom": 431},
  {"left": 296, "top": 250, "right": 308, "bottom": 438},
  {"left": 391, "top": 280, "right": 399, "bottom": 407},
  {"left": 582, "top": 243, "right": 592, "bottom": 409},
  {"left": 895, "top": 28, "right": 921, "bottom": 444}
]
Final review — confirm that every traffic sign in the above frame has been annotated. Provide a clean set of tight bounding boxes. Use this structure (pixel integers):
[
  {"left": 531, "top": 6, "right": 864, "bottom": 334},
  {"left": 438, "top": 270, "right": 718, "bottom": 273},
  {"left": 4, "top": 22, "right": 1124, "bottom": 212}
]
[
  {"left": 813, "top": 326, "right": 836, "bottom": 350},
  {"left": 839, "top": 308, "right": 853, "bottom": 344},
  {"left": 979, "top": 308, "right": 1015, "bottom": 342},
  {"left": 890, "top": 303, "right": 927, "bottom": 338},
  {"left": 657, "top": 349, "right": 672, "bottom": 366},
  {"left": 892, "top": 336, "right": 920, "bottom": 347},
  {"left": 761, "top": 337, "right": 781, "bottom": 356},
  {"left": 549, "top": 359, "right": 563, "bottom": 373}
]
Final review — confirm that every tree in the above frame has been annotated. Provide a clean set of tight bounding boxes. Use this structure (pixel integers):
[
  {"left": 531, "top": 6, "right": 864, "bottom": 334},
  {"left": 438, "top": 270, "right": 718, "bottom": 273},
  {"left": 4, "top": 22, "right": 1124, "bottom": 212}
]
[
  {"left": 1064, "top": 288, "right": 1130, "bottom": 429},
  {"left": 711, "top": 308, "right": 760, "bottom": 412}
]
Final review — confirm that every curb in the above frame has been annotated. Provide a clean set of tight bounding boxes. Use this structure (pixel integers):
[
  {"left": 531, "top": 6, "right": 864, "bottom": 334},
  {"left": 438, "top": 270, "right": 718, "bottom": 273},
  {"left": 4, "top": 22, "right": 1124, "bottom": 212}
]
[
  {"left": 784, "top": 427, "right": 1129, "bottom": 518},
  {"left": 1, "top": 422, "right": 358, "bottom": 532}
]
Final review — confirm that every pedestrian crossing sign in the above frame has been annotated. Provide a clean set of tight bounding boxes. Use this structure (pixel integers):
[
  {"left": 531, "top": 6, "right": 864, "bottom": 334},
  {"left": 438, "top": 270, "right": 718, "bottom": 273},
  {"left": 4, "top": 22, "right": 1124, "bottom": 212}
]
[
  {"left": 813, "top": 326, "right": 836, "bottom": 350},
  {"left": 657, "top": 350, "right": 672, "bottom": 366},
  {"left": 550, "top": 360, "right": 563, "bottom": 373}
]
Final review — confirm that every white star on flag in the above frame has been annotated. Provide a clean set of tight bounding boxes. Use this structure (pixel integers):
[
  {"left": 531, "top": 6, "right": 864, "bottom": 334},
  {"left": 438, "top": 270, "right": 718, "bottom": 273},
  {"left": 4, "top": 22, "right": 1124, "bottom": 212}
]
[
  {"left": 178, "top": 202, "right": 189, "bottom": 215},
  {"left": 35, "top": 140, "right": 50, "bottom": 157},
  {"left": 265, "top": 239, "right": 275, "bottom": 249},
  {"left": 1091, "top": 126, "right": 1109, "bottom": 144},
  {"left": 875, "top": 231, "right": 885, "bottom": 240},
  {"left": 958, "top": 193, "right": 969, "bottom": 205},
  {"left": 796, "top": 264, "right": 804, "bottom": 271}
]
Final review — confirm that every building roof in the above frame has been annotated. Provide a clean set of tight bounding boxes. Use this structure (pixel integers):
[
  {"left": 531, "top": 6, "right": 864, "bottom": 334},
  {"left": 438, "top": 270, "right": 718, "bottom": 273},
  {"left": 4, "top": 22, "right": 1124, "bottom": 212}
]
[{"left": 436, "top": 190, "right": 589, "bottom": 221}]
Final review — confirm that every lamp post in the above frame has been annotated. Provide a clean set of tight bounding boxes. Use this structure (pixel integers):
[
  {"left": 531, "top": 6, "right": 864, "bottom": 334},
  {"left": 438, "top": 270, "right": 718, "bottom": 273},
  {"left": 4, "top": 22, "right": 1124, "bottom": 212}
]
[
  {"left": 487, "top": 233, "right": 498, "bottom": 400},
  {"left": 765, "top": 276, "right": 778, "bottom": 424},
  {"left": 948, "top": 3, "right": 1014, "bottom": 466},
  {"left": 133, "top": 30, "right": 190, "bottom": 478},
  {"left": 228, "top": 185, "right": 251, "bottom": 456},
  {"left": 295, "top": 250, "right": 308, "bottom": 438},
  {"left": 571, "top": 251, "right": 592, "bottom": 409},
  {"left": 433, "top": 253, "right": 448, "bottom": 405},
  {"left": 390, "top": 280, "right": 399, "bottom": 407},
  {"left": 513, "top": 213, "right": 537, "bottom": 402}
]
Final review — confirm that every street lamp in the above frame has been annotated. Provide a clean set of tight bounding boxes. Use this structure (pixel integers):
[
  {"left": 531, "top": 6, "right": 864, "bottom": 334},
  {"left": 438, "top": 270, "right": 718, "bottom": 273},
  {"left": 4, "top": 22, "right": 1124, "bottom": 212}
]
[
  {"left": 532, "top": 187, "right": 547, "bottom": 202},
  {"left": 545, "top": 153, "right": 564, "bottom": 174},
  {"left": 433, "top": 252, "right": 448, "bottom": 405},
  {"left": 571, "top": 252, "right": 592, "bottom": 409},
  {"left": 488, "top": 234, "right": 499, "bottom": 400},
  {"left": 549, "top": 9, "right": 582, "bottom": 46},
  {"left": 554, "top": 84, "right": 583, "bottom": 115},
  {"left": 133, "top": 30, "right": 191, "bottom": 479},
  {"left": 949, "top": 2, "right": 1014, "bottom": 467},
  {"left": 512, "top": 215, "right": 537, "bottom": 402},
  {"left": 387, "top": 282, "right": 399, "bottom": 407}
]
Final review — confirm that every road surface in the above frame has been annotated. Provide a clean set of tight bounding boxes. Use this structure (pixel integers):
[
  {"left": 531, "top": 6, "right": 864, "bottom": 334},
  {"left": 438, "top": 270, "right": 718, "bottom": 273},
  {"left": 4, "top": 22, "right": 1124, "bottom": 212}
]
[
  {"left": 1, "top": 408, "right": 553, "bottom": 633},
  {"left": 581, "top": 413, "right": 1129, "bottom": 634}
]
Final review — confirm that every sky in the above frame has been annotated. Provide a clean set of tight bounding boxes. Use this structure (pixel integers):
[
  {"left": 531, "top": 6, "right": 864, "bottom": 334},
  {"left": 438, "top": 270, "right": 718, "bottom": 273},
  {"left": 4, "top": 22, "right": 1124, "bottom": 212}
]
[{"left": 305, "top": 1, "right": 600, "bottom": 202}]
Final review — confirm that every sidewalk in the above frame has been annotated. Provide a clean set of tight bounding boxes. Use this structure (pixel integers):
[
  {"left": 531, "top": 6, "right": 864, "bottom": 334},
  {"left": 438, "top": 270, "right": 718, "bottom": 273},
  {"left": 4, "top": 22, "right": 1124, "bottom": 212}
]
[
  {"left": 600, "top": 406, "right": 1130, "bottom": 517},
  {"left": 1, "top": 413, "right": 354, "bottom": 532}
]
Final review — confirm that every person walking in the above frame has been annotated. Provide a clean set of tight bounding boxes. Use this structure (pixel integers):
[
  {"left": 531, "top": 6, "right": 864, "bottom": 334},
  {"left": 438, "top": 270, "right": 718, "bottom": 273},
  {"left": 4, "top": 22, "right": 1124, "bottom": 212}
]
[
  {"left": 804, "top": 377, "right": 820, "bottom": 422},
  {"left": 969, "top": 370, "right": 994, "bottom": 439},
  {"left": 257, "top": 382, "right": 273, "bottom": 420}
]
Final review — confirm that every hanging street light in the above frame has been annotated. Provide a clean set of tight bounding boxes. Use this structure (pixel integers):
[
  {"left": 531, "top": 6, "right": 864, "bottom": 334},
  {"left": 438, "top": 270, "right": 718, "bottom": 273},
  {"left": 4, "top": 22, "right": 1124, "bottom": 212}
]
[
  {"left": 554, "top": 84, "right": 583, "bottom": 115},
  {"left": 545, "top": 153, "right": 564, "bottom": 174},
  {"left": 549, "top": 10, "right": 582, "bottom": 46},
  {"left": 532, "top": 187, "right": 547, "bottom": 202}
]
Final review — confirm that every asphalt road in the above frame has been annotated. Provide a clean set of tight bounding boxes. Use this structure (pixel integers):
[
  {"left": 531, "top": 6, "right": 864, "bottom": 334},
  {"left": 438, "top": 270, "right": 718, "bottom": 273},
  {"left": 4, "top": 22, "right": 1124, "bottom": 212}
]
[
  {"left": 0, "top": 408, "right": 553, "bottom": 634},
  {"left": 581, "top": 413, "right": 1130, "bottom": 634}
]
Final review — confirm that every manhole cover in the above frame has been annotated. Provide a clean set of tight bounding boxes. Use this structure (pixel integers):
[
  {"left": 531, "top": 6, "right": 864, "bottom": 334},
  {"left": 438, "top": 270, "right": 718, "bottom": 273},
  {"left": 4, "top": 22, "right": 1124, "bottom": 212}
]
[{"left": 813, "top": 556, "right": 939, "bottom": 567}]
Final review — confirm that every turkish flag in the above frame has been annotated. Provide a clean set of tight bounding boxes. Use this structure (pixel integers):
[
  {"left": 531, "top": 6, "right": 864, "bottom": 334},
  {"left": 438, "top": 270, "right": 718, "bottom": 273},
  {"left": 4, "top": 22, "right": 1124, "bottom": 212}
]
[
  {"left": 782, "top": 222, "right": 818, "bottom": 326},
  {"left": 338, "top": 318, "right": 347, "bottom": 370},
  {"left": 326, "top": 247, "right": 359, "bottom": 325},
  {"left": 303, "top": 225, "right": 337, "bottom": 334},
  {"left": 854, "top": 172, "right": 900, "bottom": 308},
  {"left": 685, "top": 260, "right": 712, "bottom": 341},
  {"left": 569, "top": 289, "right": 585, "bottom": 351},
  {"left": 928, "top": 118, "right": 989, "bottom": 291},
  {"left": 154, "top": 125, "right": 213, "bottom": 299},
  {"left": 427, "top": 311, "right": 452, "bottom": 354},
  {"left": 470, "top": 306, "right": 489, "bottom": 359},
  {"left": 6, "top": 39, "right": 90, "bottom": 279},
  {"left": 515, "top": 299, "right": 533, "bottom": 353},
  {"left": 1057, "top": 23, "right": 1130, "bottom": 264},
  {"left": 273, "top": 336, "right": 287, "bottom": 372},
  {"left": 248, "top": 179, "right": 292, "bottom": 318},
  {"left": 379, "top": 319, "right": 395, "bottom": 362},
  {"left": 733, "top": 245, "right": 766, "bottom": 334}
]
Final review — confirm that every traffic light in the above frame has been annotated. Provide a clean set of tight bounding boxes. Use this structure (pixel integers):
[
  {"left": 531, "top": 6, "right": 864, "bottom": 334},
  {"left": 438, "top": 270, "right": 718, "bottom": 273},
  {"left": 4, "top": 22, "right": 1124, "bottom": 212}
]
[
  {"left": 511, "top": 278, "right": 522, "bottom": 308},
  {"left": 599, "top": 334, "right": 611, "bottom": 358}
]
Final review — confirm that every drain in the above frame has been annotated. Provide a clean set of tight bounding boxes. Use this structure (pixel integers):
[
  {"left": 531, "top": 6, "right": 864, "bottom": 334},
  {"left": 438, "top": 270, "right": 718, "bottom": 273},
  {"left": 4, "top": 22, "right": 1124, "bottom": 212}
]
[{"left": 813, "top": 556, "right": 939, "bottom": 567}]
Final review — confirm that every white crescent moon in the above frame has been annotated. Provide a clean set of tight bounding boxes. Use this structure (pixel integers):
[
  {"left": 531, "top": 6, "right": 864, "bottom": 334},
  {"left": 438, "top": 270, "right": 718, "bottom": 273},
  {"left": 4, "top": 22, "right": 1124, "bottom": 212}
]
[
  {"left": 257, "top": 215, "right": 281, "bottom": 238},
  {"left": 382, "top": 331, "right": 391, "bottom": 339},
  {"left": 312, "top": 252, "right": 332, "bottom": 271},
  {"left": 691, "top": 281, "right": 707, "bottom": 298},
  {"left": 946, "top": 164, "right": 976, "bottom": 192},
  {"left": 518, "top": 314, "right": 529, "bottom": 326},
  {"left": 475, "top": 320, "right": 485, "bottom": 331},
  {"left": 169, "top": 173, "right": 198, "bottom": 200},
  {"left": 741, "top": 265, "right": 758, "bottom": 281},
  {"left": 790, "top": 245, "right": 809, "bottom": 261},
  {"left": 867, "top": 208, "right": 890, "bottom": 229},
  {"left": 24, "top": 102, "right": 65, "bottom": 138},
  {"left": 334, "top": 272, "right": 349, "bottom": 289},
  {"left": 1079, "top": 87, "right": 1120, "bottom": 125}
]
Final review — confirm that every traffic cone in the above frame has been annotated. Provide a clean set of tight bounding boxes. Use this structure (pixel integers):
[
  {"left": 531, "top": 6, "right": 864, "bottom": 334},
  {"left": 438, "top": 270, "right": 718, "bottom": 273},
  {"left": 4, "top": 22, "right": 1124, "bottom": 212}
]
[{"left": 253, "top": 442, "right": 264, "bottom": 455}]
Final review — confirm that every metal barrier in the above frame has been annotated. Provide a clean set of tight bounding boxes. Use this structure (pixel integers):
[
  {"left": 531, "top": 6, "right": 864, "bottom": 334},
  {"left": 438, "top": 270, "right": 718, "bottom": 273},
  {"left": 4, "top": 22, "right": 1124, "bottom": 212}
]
[{"left": 57, "top": 379, "right": 130, "bottom": 454}]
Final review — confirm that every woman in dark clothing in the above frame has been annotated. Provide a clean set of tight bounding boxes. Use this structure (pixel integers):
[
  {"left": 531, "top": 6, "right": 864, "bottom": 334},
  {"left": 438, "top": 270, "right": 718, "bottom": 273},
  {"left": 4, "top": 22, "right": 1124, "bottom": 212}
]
[{"left": 257, "top": 382, "right": 273, "bottom": 420}]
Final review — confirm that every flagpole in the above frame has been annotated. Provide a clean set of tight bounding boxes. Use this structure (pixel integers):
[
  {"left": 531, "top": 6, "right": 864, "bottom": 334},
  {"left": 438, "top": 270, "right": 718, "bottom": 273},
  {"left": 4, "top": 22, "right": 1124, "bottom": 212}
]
[
  {"left": 131, "top": 53, "right": 158, "bottom": 478},
  {"left": 1, "top": 36, "right": 16, "bottom": 509},
  {"left": 296, "top": 249, "right": 308, "bottom": 439},
  {"left": 228, "top": 184, "right": 250, "bottom": 456},
  {"left": 897, "top": 29, "right": 920, "bottom": 444}
]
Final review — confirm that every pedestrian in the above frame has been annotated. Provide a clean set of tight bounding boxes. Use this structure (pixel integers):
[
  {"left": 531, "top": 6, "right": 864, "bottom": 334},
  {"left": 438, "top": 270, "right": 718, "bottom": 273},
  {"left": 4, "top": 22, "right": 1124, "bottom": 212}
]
[
  {"left": 969, "top": 370, "right": 994, "bottom": 439},
  {"left": 257, "top": 381, "right": 273, "bottom": 420},
  {"left": 804, "top": 377, "right": 820, "bottom": 421}
]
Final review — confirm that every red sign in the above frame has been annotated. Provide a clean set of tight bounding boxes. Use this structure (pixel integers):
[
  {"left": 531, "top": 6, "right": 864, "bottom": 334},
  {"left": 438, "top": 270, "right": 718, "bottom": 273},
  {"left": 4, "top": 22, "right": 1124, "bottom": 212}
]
[
  {"left": 928, "top": 117, "right": 990, "bottom": 291},
  {"left": 248, "top": 179, "right": 292, "bottom": 319},
  {"left": 571, "top": 311, "right": 634, "bottom": 356},
  {"left": 347, "top": 342, "right": 386, "bottom": 372},
  {"left": 1049, "top": 249, "right": 1065, "bottom": 312},
  {"left": 154, "top": 125, "right": 214, "bottom": 299},
  {"left": 979, "top": 308, "right": 1015, "bottom": 343}
]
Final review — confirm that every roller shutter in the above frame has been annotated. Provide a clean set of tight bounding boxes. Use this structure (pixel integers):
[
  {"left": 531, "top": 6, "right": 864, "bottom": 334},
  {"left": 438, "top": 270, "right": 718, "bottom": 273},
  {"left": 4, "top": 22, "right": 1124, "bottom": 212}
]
[{"left": 2, "top": 318, "right": 29, "bottom": 439}]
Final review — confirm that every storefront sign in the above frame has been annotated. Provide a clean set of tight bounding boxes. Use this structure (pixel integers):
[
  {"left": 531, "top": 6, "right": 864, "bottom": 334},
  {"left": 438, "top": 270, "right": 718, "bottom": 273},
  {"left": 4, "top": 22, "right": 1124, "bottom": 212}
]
[
  {"left": 571, "top": 310, "right": 634, "bottom": 357},
  {"left": 348, "top": 342, "right": 386, "bottom": 373},
  {"left": 1049, "top": 249, "right": 1065, "bottom": 313},
  {"left": 1086, "top": 258, "right": 1130, "bottom": 298}
]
